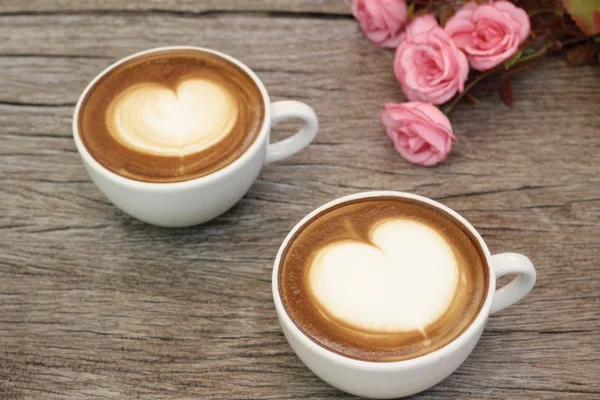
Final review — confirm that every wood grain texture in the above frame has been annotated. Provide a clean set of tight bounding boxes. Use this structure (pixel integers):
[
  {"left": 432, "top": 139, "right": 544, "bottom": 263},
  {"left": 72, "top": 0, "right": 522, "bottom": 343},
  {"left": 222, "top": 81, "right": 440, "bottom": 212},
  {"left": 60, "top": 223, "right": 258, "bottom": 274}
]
[
  {"left": 0, "top": 1, "right": 599, "bottom": 399},
  {"left": 0, "top": 0, "right": 351, "bottom": 15}
]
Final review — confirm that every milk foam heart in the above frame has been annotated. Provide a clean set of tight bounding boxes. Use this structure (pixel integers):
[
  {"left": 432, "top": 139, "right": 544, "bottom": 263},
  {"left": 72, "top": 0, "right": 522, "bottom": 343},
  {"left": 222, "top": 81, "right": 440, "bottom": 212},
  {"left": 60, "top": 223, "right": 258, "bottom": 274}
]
[
  {"left": 309, "top": 219, "right": 460, "bottom": 332},
  {"left": 106, "top": 78, "right": 238, "bottom": 156}
]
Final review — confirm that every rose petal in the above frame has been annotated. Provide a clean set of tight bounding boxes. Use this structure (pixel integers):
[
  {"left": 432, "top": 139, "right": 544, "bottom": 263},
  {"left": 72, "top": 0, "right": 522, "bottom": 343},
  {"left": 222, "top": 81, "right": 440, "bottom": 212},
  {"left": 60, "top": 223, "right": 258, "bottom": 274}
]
[
  {"left": 397, "top": 145, "right": 432, "bottom": 164},
  {"left": 352, "top": 0, "right": 408, "bottom": 49},
  {"left": 445, "top": 1, "right": 529, "bottom": 71},
  {"left": 410, "top": 102, "right": 454, "bottom": 134},
  {"left": 394, "top": 13, "right": 468, "bottom": 104},
  {"left": 408, "top": 121, "right": 448, "bottom": 153},
  {"left": 406, "top": 14, "right": 439, "bottom": 38},
  {"left": 445, "top": 19, "right": 477, "bottom": 47},
  {"left": 494, "top": 1, "right": 530, "bottom": 41}
]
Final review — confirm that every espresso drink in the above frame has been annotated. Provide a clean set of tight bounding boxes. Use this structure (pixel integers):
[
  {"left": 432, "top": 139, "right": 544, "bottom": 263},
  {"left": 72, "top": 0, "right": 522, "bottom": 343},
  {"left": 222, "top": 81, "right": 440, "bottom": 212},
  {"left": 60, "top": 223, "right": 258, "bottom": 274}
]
[
  {"left": 279, "top": 197, "right": 488, "bottom": 362},
  {"left": 79, "top": 50, "right": 265, "bottom": 183}
]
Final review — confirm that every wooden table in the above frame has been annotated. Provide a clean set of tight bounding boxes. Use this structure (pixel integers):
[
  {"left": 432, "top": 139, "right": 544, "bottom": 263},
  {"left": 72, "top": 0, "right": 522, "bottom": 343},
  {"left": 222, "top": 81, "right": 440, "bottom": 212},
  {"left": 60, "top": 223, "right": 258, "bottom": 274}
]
[{"left": 1, "top": 1, "right": 599, "bottom": 399}]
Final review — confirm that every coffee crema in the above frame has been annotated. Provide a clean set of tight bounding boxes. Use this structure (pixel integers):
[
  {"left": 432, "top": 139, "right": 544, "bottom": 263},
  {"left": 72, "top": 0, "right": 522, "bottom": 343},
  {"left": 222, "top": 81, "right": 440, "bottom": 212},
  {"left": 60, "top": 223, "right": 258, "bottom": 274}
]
[
  {"left": 78, "top": 50, "right": 265, "bottom": 183},
  {"left": 278, "top": 197, "right": 488, "bottom": 362}
]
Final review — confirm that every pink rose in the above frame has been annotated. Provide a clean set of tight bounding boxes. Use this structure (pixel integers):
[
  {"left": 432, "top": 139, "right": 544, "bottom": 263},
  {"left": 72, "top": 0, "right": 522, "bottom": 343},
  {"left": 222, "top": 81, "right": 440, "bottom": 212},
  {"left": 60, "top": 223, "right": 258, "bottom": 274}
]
[
  {"left": 351, "top": 0, "right": 407, "bottom": 49},
  {"left": 394, "top": 15, "right": 469, "bottom": 105},
  {"left": 380, "top": 102, "right": 456, "bottom": 167},
  {"left": 445, "top": 1, "right": 530, "bottom": 71}
]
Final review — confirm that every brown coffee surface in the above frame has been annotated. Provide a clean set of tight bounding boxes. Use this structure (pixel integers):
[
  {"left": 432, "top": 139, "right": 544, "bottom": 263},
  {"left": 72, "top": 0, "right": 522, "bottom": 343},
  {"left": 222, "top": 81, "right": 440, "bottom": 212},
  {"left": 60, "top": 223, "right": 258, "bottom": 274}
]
[
  {"left": 78, "top": 49, "right": 265, "bottom": 183},
  {"left": 279, "top": 197, "right": 489, "bottom": 362}
]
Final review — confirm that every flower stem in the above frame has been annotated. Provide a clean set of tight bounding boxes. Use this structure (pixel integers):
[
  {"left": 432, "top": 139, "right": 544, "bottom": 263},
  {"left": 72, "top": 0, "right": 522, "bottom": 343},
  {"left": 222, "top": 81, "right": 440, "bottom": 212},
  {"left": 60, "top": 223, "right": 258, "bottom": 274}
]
[
  {"left": 556, "top": 36, "right": 596, "bottom": 48},
  {"left": 441, "top": 36, "right": 594, "bottom": 116},
  {"left": 518, "top": 46, "right": 548, "bottom": 63},
  {"left": 527, "top": 8, "right": 556, "bottom": 18},
  {"left": 442, "top": 66, "right": 500, "bottom": 115}
]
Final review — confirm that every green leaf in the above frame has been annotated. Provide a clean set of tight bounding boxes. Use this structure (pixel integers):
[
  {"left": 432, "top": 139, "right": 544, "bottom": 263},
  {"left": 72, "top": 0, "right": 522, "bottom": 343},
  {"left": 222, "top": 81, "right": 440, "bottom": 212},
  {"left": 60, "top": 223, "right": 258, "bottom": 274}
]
[
  {"left": 564, "top": 42, "right": 600, "bottom": 66},
  {"left": 522, "top": 48, "right": 535, "bottom": 56},
  {"left": 563, "top": 0, "right": 600, "bottom": 35},
  {"left": 440, "top": 7, "right": 456, "bottom": 27},
  {"left": 503, "top": 51, "right": 523, "bottom": 69},
  {"left": 414, "top": 7, "right": 430, "bottom": 18},
  {"left": 407, "top": 2, "right": 416, "bottom": 21}
]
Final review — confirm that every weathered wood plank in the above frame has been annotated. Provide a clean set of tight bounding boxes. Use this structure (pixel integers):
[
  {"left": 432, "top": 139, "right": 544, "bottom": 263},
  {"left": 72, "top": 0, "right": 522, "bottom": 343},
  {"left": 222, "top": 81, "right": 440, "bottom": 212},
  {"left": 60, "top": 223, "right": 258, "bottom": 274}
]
[
  {"left": 0, "top": 0, "right": 352, "bottom": 15},
  {"left": 0, "top": 5, "right": 599, "bottom": 400}
]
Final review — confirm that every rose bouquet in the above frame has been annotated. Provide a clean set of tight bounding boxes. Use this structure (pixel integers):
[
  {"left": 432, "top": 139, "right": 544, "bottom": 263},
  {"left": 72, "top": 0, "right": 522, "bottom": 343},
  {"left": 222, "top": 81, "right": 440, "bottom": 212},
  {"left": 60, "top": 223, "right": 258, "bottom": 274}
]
[{"left": 351, "top": 0, "right": 600, "bottom": 166}]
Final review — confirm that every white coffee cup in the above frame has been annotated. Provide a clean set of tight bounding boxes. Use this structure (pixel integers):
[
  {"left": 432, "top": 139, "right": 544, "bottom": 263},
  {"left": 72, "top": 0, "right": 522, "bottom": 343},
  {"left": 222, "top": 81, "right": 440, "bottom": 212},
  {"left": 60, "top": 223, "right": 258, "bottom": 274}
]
[
  {"left": 73, "top": 46, "right": 318, "bottom": 227},
  {"left": 272, "top": 191, "right": 536, "bottom": 399}
]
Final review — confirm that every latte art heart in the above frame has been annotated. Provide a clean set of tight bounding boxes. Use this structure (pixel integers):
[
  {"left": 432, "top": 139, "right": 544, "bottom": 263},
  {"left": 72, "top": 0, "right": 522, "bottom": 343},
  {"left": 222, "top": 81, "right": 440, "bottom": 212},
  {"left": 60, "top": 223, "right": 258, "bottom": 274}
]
[
  {"left": 106, "top": 78, "right": 238, "bottom": 156},
  {"left": 280, "top": 197, "right": 488, "bottom": 361},
  {"left": 79, "top": 50, "right": 265, "bottom": 183},
  {"left": 309, "top": 219, "right": 460, "bottom": 332}
]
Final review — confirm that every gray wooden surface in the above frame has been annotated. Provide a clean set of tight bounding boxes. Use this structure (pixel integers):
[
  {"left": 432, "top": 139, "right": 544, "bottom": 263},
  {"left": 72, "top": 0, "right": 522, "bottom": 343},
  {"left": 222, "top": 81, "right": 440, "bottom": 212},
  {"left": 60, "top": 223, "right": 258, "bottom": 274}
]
[{"left": 1, "top": 1, "right": 599, "bottom": 399}]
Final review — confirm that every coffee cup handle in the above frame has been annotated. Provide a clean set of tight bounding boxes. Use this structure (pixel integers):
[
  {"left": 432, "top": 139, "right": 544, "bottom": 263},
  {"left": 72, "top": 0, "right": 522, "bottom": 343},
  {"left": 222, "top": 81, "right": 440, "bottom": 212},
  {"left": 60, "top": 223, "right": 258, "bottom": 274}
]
[
  {"left": 490, "top": 253, "right": 536, "bottom": 315},
  {"left": 265, "top": 100, "right": 318, "bottom": 164}
]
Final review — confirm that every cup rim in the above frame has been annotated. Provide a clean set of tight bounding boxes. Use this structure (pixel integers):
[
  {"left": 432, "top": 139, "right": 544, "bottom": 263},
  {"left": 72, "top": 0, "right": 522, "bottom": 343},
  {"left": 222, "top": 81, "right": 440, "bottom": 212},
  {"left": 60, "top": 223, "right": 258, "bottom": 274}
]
[
  {"left": 272, "top": 190, "right": 496, "bottom": 370},
  {"left": 72, "top": 46, "right": 271, "bottom": 190}
]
